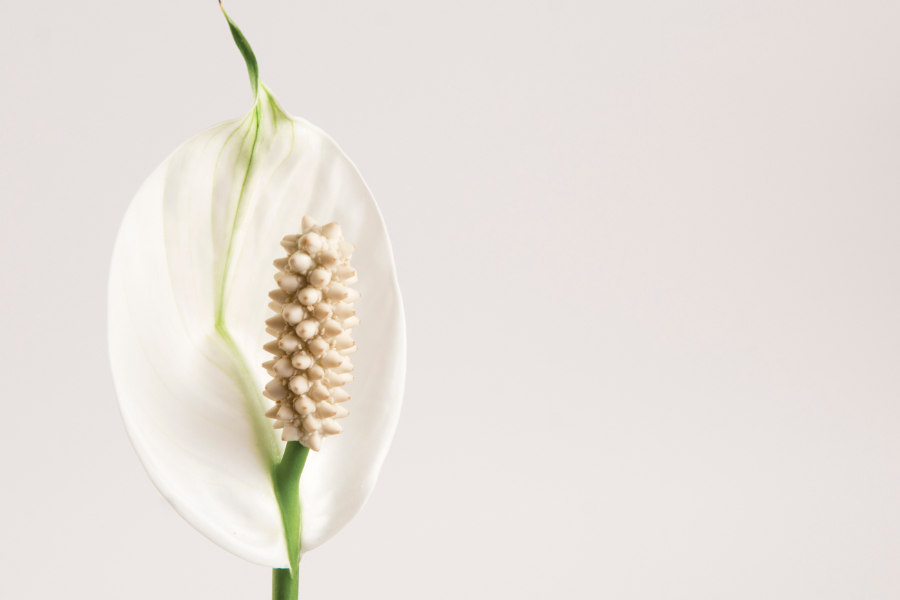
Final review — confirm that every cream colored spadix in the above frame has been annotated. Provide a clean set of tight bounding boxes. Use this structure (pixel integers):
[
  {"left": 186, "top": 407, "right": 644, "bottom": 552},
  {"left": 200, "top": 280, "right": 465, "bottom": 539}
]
[
  {"left": 106, "top": 19, "right": 405, "bottom": 568},
  {"left": 264, "top": 217, "right": 358, "bottom": 453}
]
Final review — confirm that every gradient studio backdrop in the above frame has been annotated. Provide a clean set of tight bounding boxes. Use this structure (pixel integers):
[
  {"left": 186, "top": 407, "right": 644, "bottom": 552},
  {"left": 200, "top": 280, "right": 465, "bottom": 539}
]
[{"left": 1, "top": 1, "right": 899, "bottom": 598}]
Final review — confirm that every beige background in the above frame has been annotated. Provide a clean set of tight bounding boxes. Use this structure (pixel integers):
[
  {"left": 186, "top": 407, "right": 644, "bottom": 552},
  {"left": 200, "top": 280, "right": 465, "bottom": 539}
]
[{"left": 2, "top": 0, "right": 900, "bottom": 598}]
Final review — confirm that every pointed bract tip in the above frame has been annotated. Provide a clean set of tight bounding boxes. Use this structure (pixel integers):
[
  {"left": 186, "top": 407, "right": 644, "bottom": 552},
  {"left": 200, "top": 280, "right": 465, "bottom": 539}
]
[{"left": 217, "top": 0, "right": 260, "bottom": 99}]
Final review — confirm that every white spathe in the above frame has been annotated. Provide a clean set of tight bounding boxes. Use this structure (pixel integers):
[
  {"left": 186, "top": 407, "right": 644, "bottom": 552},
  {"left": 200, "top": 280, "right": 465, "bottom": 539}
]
[{"left": 108, "top": 89, "right": 406, "bottom": 568}]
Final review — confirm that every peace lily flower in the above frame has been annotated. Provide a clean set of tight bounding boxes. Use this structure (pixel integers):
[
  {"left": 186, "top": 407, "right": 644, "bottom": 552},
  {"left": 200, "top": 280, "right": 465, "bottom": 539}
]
[{"left": 107, "top": 5, "right": 405, "bottom": 599}]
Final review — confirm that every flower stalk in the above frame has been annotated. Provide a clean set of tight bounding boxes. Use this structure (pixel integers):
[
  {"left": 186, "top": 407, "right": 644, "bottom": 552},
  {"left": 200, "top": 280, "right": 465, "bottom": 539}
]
[{"left": 271, "top": 441, "right": 309, "bottom": 600}]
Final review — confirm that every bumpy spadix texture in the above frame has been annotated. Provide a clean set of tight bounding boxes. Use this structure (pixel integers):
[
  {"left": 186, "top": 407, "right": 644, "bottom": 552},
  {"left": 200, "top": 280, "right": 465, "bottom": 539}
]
[
  {"left": 263, "top": 217, "right": 359, "bottom": 452},
  {"left": 107, "top": 85, "right": 405, "bottom": 568}
]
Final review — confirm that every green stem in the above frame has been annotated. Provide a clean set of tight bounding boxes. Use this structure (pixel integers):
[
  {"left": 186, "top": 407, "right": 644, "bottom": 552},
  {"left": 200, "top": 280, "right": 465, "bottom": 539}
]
[
  {"left": 272, "top": 567, "right": 300, "bottom": 600},
  {"left": 272, "top": 441, "right": 309, "bottom": 600}
]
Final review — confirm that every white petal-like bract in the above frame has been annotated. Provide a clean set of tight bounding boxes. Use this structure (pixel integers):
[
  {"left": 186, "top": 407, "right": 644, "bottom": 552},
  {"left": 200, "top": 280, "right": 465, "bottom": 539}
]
[{"left": 108, "top": 88, "right": 405, "bottom": 567}]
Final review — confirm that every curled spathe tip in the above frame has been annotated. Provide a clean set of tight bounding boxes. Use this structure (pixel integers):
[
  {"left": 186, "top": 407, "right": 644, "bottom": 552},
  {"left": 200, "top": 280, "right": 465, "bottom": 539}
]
[{"left": 218, "top": 0, "right": 260, "bottom": 99}]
